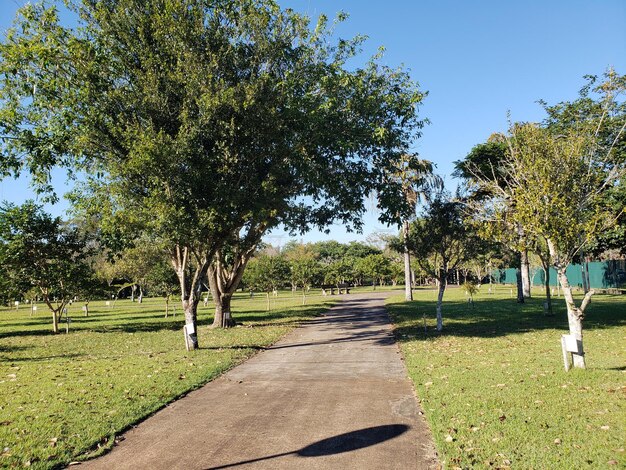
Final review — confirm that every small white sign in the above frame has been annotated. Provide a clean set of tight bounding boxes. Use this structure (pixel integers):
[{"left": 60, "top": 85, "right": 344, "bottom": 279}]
[
  {"left": 562, "top": 334, "right": 581, "bottom": 353},
  {"left": 185, "top": 323, "right": 195, "bottom": 335},
  {"left": 105, "top": 301, "right": 111, "bottom": 306},
  {"left": 32, "top": 306, "right": 37, "bottom": 311}
]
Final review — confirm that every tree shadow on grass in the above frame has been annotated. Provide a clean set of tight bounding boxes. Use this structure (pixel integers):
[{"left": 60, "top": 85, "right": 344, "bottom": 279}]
[{"left": 389, "top": 295, "right": 626, "bottom": 342}]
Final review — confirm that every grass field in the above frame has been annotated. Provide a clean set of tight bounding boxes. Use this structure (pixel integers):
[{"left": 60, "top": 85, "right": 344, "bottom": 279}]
[
  {"left": 387, "top": 285, "right": 625, "bottom": 469},
  {"left": 0, "top": 292, "right": 336, "bottom": 469}
]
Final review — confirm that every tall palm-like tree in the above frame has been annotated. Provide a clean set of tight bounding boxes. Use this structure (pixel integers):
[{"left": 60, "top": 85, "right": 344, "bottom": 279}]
[{"left": 395, "top": 154, "right": 443, "bottom": 301}]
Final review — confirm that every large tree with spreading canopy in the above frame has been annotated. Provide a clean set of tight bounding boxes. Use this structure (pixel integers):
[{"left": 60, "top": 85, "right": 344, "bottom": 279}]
[{"left": 0, "top": 0, "right": 427, "bottom": 347}]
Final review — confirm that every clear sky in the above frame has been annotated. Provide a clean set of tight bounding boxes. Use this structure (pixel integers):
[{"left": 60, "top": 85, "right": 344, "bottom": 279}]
[{"left": 1, "top": 0, "right": 625, "bottom": 247}]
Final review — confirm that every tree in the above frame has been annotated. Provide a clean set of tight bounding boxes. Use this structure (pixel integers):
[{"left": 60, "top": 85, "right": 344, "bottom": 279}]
[
  {"left": 496, "top": 114, "right": 625, "bottom": 368},
  {"left": 287, "top": 246, "right": 321, "bottom": 305},
  {"left": 388, "top": 259, "right": 405, "bottom": 286},
  {"left": 1, "top": 1, "right": 427, "bottom": 347},
  {"left": 244, "top": 254, "right": 289, "bottom": 311},
  {"left": 454, "top": 139, "right": 532, "bottom": 300},
  {"left": 541, "top": 69, "right": 626, "bottom": 260},
  {"left": 0, "top": 202, "right": 94, "bottom": 333},
  {"left": 108, "top": 241, "right": 168, "bottom": 302},
  {"left": 354, "top": 254, "right": 392, "bottom": 289},
  {"left": 406, "top": 195, "right": 479, "bottom": 331},
  {"left": 323, "top": 257, "right": 356, "bottom": 290},
  {"left": 387, "top": 154, "right": 441, "bottom": 301}
]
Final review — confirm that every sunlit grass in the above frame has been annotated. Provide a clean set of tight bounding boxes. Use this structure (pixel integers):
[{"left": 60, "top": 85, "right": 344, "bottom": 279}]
[
  {"left": 387, "top": 285, "right": 625, "bottom": 469},
  {"left": 0, "top": 292, "right": 336, "bottom": 469}
]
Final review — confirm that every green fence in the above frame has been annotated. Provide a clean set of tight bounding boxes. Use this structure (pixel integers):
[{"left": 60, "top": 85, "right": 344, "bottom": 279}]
[{"left": 494, "top": 260, "right": 626, "bottom": 289}]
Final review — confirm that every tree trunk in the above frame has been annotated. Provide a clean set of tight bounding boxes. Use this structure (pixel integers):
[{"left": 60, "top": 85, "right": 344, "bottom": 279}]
[
  {"left": 52, "top": 310, "right": 59, "bottom": 334},
  {"left": 138, "top": 285, "right": 143, "bottom": 303},
  {"left": 436, "top": 275, "right": 446, "bottom": 332},
  {"left": 521, "top": 250, "right": 531, "bottom": 298},
  {"left": 130, "top": 284, "right": 136, "bottom": 302},
  {"left": 403, "top": 220, "right": 413, "bottom": 301},
  {"left": 516, "top": 268, "right": 524, "bottom": 303},
  {"left": 543, "top": 266, "right": 552, "bottom": 315},
  {"left": 266, "top": 292, "right": 270, "bottom": 311},
  {"left": 182, "top": 297, "right": 199, "bottom": 349},
  {"left": 302, "top": 287, "right": 306, "bottom": 305},
  {"left": 556, "top": 267, "right": 587, "bottom": 369},
  {"left": 213, "top": 294, "right": 234, "bottom": 328}
]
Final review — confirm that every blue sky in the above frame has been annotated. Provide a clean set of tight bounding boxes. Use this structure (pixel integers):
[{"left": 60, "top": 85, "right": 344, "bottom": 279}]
[{"left": 1, "top": 0, "right": 625, "bottom": 246}]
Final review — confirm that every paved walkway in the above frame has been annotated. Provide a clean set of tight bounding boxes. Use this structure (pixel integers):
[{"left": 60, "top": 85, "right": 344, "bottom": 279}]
[{"left": 81, "top": 292, "right": 438, "bottom": 469}]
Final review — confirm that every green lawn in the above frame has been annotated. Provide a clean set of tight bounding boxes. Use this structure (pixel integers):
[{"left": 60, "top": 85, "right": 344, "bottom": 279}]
[
  {"left": 387, "top": 285, "right": 625, "bottom": 469},
  {"left": 0, "top": 292, "right": 336, "bottom": 469}
]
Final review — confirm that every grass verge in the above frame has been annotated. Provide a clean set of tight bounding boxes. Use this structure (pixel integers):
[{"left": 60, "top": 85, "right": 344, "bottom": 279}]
[
  {"left": 0, "top": 292, "right": 335, "bottom": 469},
  {"left": 387, "top": 285, "right": 625, "bottom": 469}
]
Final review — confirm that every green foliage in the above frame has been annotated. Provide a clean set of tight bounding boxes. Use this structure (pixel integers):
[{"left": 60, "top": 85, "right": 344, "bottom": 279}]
[
  {"left": 354, "top": 253, "right": 392, "bottom": 286},
  {"left": 540, "top": 69, "right": 626, "bottom": 257},
  {"left": 323, "top": 258, "right": 356, "bottom": 286},
  {"left": 453, "top": 140, "right": 508, "bottom": 201},
  {"left": 385, "top": 153, "right": 442, "bottom": 220},
  {"left": 310, "top": 240, "right": 381, "bottom": 263},
  {"left": 462, "top": 280, "right": 479, "bottom": 299},
  {"left": 406, "top": 195, "right": 478, "bottom": 280},
  {"left": 288, "top": 248, "right": 322, "bottom": 291},
  {"left": 0, "top": 202, "right": 95, "bottom": 323},
  {"left": 244, "top": 254, "right": 289, "bottom": 293},
  {"left": 387, "top": 288, "right": 625, "bottom": 468},
  {"left": 1, "top": 0, "right": 427, "bottom": 246},
  {"left": 0, "top": 0, "right": 428, "bottom": 330}
]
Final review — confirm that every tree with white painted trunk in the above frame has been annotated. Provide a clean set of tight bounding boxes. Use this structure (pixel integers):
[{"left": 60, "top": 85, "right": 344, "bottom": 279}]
[
  {"left": 500, "top": 112, "right": 625, "bottom": 368},
  {"left": 405, "top": 195, "right": 480, "bottom": 331}
]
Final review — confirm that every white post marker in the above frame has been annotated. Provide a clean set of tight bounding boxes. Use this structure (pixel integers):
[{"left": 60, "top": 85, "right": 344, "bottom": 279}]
[
  {"left": 183, "top": 323, "right": 196, "bottom": 351},
  {"left": 561, "top": 334, "right": 583, "bottom": 372}
]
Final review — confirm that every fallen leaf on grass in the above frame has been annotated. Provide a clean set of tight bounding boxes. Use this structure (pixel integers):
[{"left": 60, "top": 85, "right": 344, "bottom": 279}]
[
  {"left": 601, "top": 425, "right": 610, "bottom": 430},
  {"left": 445, "top": 434, "right": 454, "bottom": 443},
  {"left": 607, "top": 460, "right": 618, "bottom": 466},
  {"left": 554, "top": 439, "right": 561, "bottom": 445}
]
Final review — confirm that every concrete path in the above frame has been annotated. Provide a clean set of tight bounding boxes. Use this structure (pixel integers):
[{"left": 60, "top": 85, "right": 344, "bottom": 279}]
[{"left": 80, "top": 292, "right": 438, "bottom": 469}]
